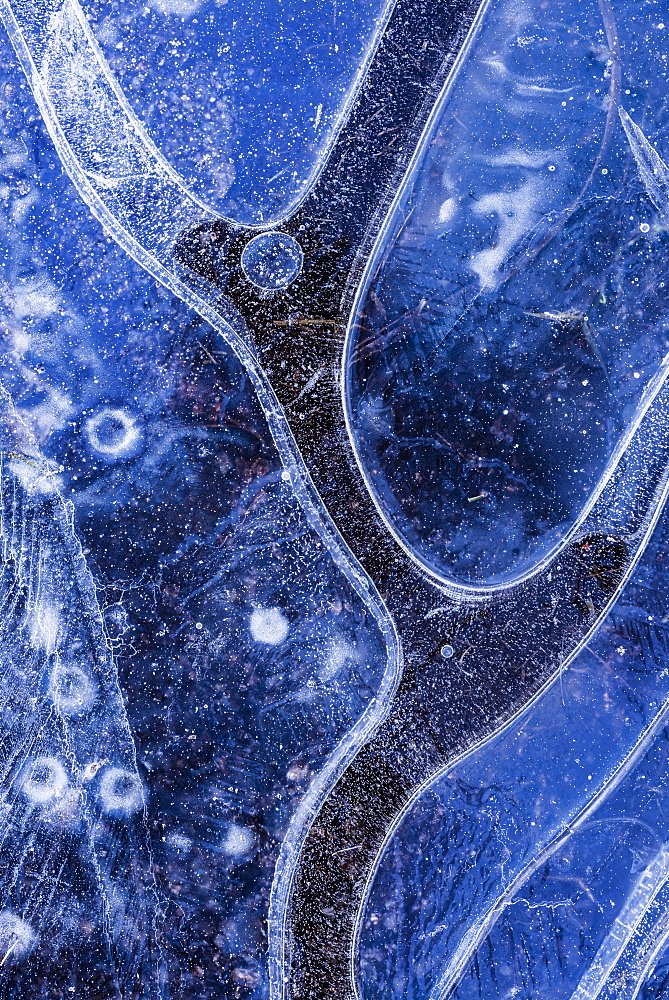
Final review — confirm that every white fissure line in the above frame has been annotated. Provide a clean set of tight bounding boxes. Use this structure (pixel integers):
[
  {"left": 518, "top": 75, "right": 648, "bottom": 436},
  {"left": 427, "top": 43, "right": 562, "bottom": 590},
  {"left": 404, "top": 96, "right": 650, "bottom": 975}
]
[
  {"left": 569, "top": 848, "right": 669, "bottom": 1000},
  {"left": 429, "top": 692, "right": 669, "bottom": 1000}
]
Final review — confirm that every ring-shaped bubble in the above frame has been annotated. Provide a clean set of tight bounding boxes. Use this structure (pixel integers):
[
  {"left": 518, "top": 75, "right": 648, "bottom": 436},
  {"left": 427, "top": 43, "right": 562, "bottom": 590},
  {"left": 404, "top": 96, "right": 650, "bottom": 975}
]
[
  {"left": 21, "top": 756, "right": 68, "bottom": 804},
  {"left": 48, "top": 661, "right": 97, "bottom": 717},
  {"left": 99, "top": 766, "right": 145, "bottom": 816},
  {"left": 240, "top": 232, "right": 303, "bottom": 290},
  {"left": 83, "top": 406, "right": 143, "bottom": 461}
]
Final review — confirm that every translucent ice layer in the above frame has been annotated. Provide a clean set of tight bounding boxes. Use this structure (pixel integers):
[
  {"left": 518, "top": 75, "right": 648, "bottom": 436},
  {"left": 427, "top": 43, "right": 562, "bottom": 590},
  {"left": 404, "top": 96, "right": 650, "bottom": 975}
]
[
  {"left": 359, "top": 507, "right": 669, "bottom": 1000},
  {"left": 0, "top": 37, "right": 390, "bottom": 996},
  {"left": 80, "top": 0, "right": 391, "bottom": 224},
  {"left": 346, "top": 0, "right": 669, "bottom": 587}
]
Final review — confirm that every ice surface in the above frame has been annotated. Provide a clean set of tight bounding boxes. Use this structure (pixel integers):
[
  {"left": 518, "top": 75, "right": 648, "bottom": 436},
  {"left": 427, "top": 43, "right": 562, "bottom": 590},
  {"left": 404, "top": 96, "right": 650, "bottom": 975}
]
[
  {"left": 79, "top": 0, "right": 392, "bottom": 224},
  {"left": 346, "top": 0, "right": 669, "bottom": 587},
  {"left": 360, "top": 505, "right": 669, "bottom": 999},
  {"left": 2, "top": 0, "right": 669, "bottom": 998},
  {"left": 0, "top": 36, "right": 389, "bottom": 995}
]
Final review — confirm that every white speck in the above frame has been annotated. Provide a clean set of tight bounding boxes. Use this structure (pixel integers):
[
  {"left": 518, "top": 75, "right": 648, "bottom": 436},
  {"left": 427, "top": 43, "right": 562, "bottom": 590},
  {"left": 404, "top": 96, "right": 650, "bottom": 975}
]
[
  {"left": 249, "top": 607, "right": 289, "bottom": 645},
  {"left": 437, "top": 196, "right": 458, "bottom": 226},
  {"left": 165, "top": 831, "right": 192, "bottom": 855},
  {"left": 11, "top": 279, "right": 60, "bottom": 320},
  {"left": 151, "top": 0, "right": 202, "bottom": 14},
  {"left": 640, "top": 222, "right": 651, "bottom": 233},
  {"left": 222, "top": 823, "right": 255, "bottom": 856},
  {"left": 319, "top": 639, "right": 356, "bottom": 681},
  {"left": 582, "top": 380, "right": 589, "bottom": 386},
  {"left": 634, "top": 371, "right": 641, "bottom": 378},
  {"left": 314, "top": 103, "right": 323, "bottom": 128}
]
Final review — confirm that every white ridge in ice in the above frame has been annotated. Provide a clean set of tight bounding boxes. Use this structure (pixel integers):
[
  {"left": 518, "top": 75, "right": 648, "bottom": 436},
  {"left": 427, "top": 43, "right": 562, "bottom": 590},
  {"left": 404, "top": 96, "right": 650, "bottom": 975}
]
[{"left": 619, "top": 108, "right": 669, "bottom": 215}]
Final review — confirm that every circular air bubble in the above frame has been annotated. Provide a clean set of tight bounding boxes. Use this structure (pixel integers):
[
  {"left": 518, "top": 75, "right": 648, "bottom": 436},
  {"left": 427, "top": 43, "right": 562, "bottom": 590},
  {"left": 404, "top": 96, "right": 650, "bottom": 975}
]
[
  {"left": 99, "top": 766, "right": 145, "bottom": 817},
  {"left": 440, "top": 644, "right": 454, "bottom": 660},
  {"left": 21, "top": 757, "right": 68, "bottom": 805},
  {"left": 241, "top": 232, "right": 303, "bottom": 290},
  {"left": 0, "top": 911, "right": 36, "bottom": 964},
  {"left": 83, "top": 406, "right": 143, "bottom": 462},
  {"left": 48, "top": 661, "right": 97, "bottom": 717},
  {"left": 249, "top": 607, "right": 289, "bottom": 645}
]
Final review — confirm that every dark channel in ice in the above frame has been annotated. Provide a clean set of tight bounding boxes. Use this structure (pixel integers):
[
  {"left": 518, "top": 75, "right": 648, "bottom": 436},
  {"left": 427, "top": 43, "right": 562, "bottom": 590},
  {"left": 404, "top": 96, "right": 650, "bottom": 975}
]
[
  {"left": 3, "top": 0, "right": 669, "bottom": 997},
  {"left": 346, "top": 0, "right": 669, "bottom": 587}
]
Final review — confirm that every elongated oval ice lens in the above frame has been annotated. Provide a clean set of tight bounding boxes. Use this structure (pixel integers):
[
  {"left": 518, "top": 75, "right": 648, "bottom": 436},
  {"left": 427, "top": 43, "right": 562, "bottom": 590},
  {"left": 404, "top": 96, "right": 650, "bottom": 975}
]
[
  {"left": 79, "top": 0, "right": 392, "bottom": 225},
  {"left": 346, "top": 0, "right": 668, "bottom": 588}
]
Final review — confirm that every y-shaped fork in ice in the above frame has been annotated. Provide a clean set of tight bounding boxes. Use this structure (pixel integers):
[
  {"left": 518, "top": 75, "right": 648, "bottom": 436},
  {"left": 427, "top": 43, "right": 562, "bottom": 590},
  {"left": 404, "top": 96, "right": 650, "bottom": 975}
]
[{"left": 3, "top": 0, "right": 669, "bottom": 997}]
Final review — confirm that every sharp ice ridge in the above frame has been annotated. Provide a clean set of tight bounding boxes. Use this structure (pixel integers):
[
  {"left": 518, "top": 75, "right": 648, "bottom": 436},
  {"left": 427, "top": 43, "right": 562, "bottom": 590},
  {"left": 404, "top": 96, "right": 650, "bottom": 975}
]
[{"left": 619, "top": 108, "right": 669, "bottom": 215}]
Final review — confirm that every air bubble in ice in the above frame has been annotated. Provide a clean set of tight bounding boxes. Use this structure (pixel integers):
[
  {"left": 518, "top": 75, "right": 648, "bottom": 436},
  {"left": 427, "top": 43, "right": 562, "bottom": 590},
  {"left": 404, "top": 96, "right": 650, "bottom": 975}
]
[
  {"left": 440, "top": 644, "right": 454, "bottom": 659},
  {"left": 0, "top": 912, "right": 36, "bottom": 964},
  {"left": 48, "top": 661, "right": 97, "bottom": 716},
  {"left": 241, "top": 232, "right": 303, "bottom": 290},
  {"left": 21, "top": 756, "right": 68, "bottom": 805},
  {"left": 83, "top": 406, "right": 143, "bottom": 462},
  {"left": 249, "top": 607, "right": 289, "bottom": 645},
  {"left": 222, "top": 823, "right": 255, "bottom": 857},
  {"left": 99, "top": 766, "right": 145, "bottom": 816}
]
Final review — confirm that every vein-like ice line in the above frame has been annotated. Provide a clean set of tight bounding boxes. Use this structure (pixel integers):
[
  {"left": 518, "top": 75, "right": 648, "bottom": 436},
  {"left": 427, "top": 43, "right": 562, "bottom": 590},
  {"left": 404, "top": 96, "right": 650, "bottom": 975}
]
[
  {"left": 619, "top": 107, "right": 669, "bottom": 214},
  {"left": 0, "top": 8, "right": 403, "bottom": 999},
  {"left": 588, "top": 883, "right": 669, "bottom": 1000},
  {"left": 428, "top": 693, "right": 669, "bottom": 1000},
  {"left": 569, "top": 849, "right": 669, "bottom": 1000},
  {"left": 625, "top": 916, "right": 669, "bottom": 1000},
  {"left": 8, "top": 3, "right": 669, "bottom": 999},
  {"left": 342, "top": 0, "right": 626, "bottom": 596},
  {"left": 66, "top": 0, "right": 395, "bottom": 229},
  {"left": 0, "top": 392, "right": 163, "bottom": 992}
]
